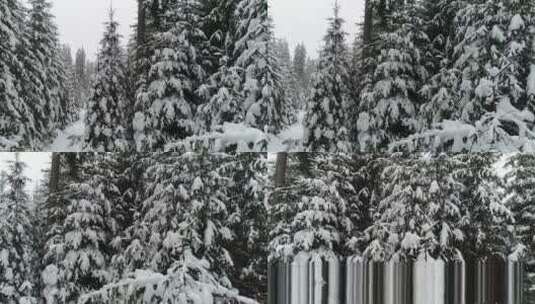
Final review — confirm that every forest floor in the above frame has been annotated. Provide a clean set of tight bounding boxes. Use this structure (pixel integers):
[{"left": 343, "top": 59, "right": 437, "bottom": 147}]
[{"left": 46, "top": 110, "right": 86, "bottom": 152}]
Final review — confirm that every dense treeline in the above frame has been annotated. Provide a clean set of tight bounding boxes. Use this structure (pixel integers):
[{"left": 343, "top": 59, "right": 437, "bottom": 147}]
[
  {"left": 301, "top": 0, "right": 535, "bottom": 153},
  {"left": 0, "top": 0, "right": 70, "bottom": 150},
  {"left": 0, "top": 153, "right": 268, "bottom": 303},
  {"left": 84, "top": 0, "right": 291, "bottom": 152},
  {"left": 269, "top": 153, "right": 535, "bottom": 301}
]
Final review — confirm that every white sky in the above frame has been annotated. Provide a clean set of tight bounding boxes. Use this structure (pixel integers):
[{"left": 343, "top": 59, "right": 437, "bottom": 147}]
[
  {"left": 270, "top": 0, "right": 363, "bottom": 59},
  {"left": 0, "top": 153, "right": 51, "bottom": 193},
  {"left": 47, "top": 0, "right": 137, "bottom": 61},
  {"left": 43, "top": 0, "right": 361, "bottom": 62}
]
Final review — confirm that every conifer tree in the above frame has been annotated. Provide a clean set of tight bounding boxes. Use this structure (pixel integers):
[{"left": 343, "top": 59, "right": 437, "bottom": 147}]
[
  {"left": 50, "top": 155, "right": 112, "bottom": 302},
  {"left": 234, "top": 0, "right": 285, "bottom": 132},
  {"left": 453, "top": 154, "right": 514, "bottom": 257},
  {"left": 127, "top": 152, "right": 234, "bottom": 288},
  {"left": 504, "top": 153, "right": 535, "bottom": 298},
  {"left": 136, "top": 0, "right": 206, "bottom": 150},
  {"left": 225, "top": 153, "right": 268, "bottom": 300},
  {"left": 304, "top": 3, "right": 352, "bottom": 152},
  {"left": 363, "top": 156, "right": 465, "bottom": 261},
  {"left": 269, "top": 154, "right": 357, "bottom": 258},
  {"left": 357, "top": 3, "right": 428, "bottom": 150},
  {"left": 0, "top": 156, "right": 34, "bottom": 303},
  {"left": 85, "top": 9, "right": 129, "bottom": 151},
  {"left": 0, "top": 0, "right": 31, "bottom": 149},
  {"left": 26, "top": 0, "right": 69, "bottom": 141}
]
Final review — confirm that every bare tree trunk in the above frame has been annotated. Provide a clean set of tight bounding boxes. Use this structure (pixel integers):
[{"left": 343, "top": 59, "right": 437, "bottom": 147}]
[
  {"left": 137, "top": 0, "right": 146, "bottom": 48},
  {"left": 49, "top": 153, "right": 61, "bottom": 195},
  {"left": 66, "top": 153, "right": 78, "bottom": 181},
  {"left": 362, "top": 0, "right": 373, "bottom": 59},
  {"left": 273, "top": 153, "right": 288, "bottom": 188}
]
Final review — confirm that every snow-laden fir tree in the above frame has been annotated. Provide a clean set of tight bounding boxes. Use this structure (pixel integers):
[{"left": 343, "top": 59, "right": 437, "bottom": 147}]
[
  {"left": 363, "top": 156, "right": 465, "bottom": 261},
  {"left": 26, "top": 0, "right": 68, "bottom": 135},
  {"left": 234, "top": 0, "right": 286, "bottom": 133},
  {"left": 358, "top": 2, "right": 428, "bottom": 151},
  {"left": 0, "top": 0, "right": 31, "bottom": 149},
  {"left": 0, "top": 156, "right": 35, "bottom": 303},
  {"left": 224, "top": 153, "right": 268, "bottom": 300},
  {"left": 136, "top": 0, "right": 206, "bottom": 150},
  {"left": 85, "top": 9, "right": 129, "bottom": 151},
  {"left": 274, "top": 39, "right": 299, "bottom": 123},
  {"left": 303, "top": 3, "right": 352, "bottom": 152},
  {"left": 504, "top": 153, "right": 535, "bottom": 298},
  {"left": 269, "top": 154, "right": 357, "bottom": 259},
  {"left": 451, "top": 0, "right": 535, "bottom": 145},
  {"left": 50, "top": 155, "right": 113, "bottom": 302},
  {"left": 293, "top": 43, "right": 308, "bottom": 92},
  {"left": 452, "top": 154, "right": 514, "bottom": 257},
  {"left": 124, "top": 153, "right": 234, "bottom": 288}
]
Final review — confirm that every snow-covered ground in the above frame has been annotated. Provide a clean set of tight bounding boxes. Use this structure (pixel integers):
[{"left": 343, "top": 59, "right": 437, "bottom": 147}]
[{"left": 46, "top": 111, "right": 86, "bottom": 152}]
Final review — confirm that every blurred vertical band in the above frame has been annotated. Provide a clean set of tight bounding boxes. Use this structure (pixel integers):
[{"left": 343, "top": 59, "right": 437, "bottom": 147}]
[{"left": 269, "top": 253, "right": 524, "bottom": 304}]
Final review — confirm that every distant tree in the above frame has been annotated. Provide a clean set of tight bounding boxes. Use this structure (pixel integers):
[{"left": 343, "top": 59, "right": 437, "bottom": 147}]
[
  {"left": 304, "top": 3, "right": 352, "bottom": 152},
  {"left": 85, "top": 9, "right": 129, "bottom": 151}
]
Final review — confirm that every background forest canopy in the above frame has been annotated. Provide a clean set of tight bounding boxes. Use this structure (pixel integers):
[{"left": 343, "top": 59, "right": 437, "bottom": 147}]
[{"left": 0, "top": 152, "right": 535, "bottom": 303}]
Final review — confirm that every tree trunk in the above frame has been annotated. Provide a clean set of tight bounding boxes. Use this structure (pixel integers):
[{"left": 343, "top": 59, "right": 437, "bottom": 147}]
[
  {"left": 49, "top": 153, "right": 61, "bottom": 194},
  {"left": 273, "top": 153, "right": 288, "bottom": 188},
  {"left": 137, "top": 0, "right": 146, "bottom": 48},
  {"left": 362, "top": 0, "right": 373, "bottom": 60}
]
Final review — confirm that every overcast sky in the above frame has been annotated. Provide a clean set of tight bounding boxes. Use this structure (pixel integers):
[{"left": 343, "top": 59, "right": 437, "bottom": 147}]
[
  {"left": 0, "top": 153, "right": 51, "bottom": 193},
  {"left": 45, "top": 0, "right": 361, "bottom": 61},
  {"left": 270, "top": 0, "right": 363, "bottom": 58},
  {"left": 47, "top": 0, "right": 137, "bottom": 61}
]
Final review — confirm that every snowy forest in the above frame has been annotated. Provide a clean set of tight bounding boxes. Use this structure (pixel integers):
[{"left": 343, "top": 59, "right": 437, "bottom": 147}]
[
  {"left": 3, "top": 0, "right": 535, "bottom": 152},
  {"left": 0, "top": 152, "right": 534, "bottom": 303},
  {"left": 1, "top": 0, "right": 291, "bottom": 152}
]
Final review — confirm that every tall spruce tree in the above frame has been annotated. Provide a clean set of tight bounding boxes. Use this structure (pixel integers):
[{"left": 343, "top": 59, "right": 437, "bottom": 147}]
[
  {"left": 26, "top": 0, "right": 69, "bottom": 141},
  {"left": 0, "top": 156, "right": 35, "bottom": 303},
  {"left": 136, "top": 0, "right": 206, "bottom": 150},
  {"left": 504, "top": 153, "right": 535, "bottom": 300},
  {"left": 0, "top": 0, "right": 31, "bottom": 149},
  {"left": 234, "top": 0, "right": 285, "bottom": 132},
  {"left": 303, "top": 3, "right": 352, "bottom": 152},
  {"left": 363, "top": 156, "right": 465, "bottom": 261},
  {"left": 357, "top": 2, "right": 428, "bottom": 151},
  {"left": 85, "top": 9, "right": 129, "bottom": 151}
]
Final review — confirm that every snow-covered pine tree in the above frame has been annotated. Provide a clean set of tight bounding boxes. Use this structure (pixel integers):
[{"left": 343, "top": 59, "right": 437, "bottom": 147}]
[
  {"left": 56, "top": 155, "right": 113, "bottom": 302},
  {"left": 136, "top": 0, "right": 206, "bottom": 150},
  {"left": 85, "top": 9, "right": 129, "bottom": 151},
  {"left": 453, "top": 154, "right": 514, "bottom": 257},
  {"left": 357, "top": 1, "right": 428, "bottom": 151},
  {"left": 504, "top": 153, "right": 535, "bottom": 298},
  {"left": 25, "top": 0, "right": 69, "bottom": 144},
  {"left": 130, "top": 152, "right": 234, "bottom": 288},
  {"left": 234, "top": 0, "right": 286, "bottom": 133},
  {"left": 0, "top": 156, "right": 35, "bottom": 303},
  {"left": 293, "top": 43, "right": 308, "bottom": 92},
  {"left": 269, "top": 154, "right": 356, "bottom": 259},
  {"left": 73, "top": 48, "right": 88, "bottom": 103},
  {"left": 363, "top": 156, "right": 465, "bottom": 261},
  {"left": 274, "top": 39, "right": 299, "bottom": 123},
  {"left": 0, "top": 0, "right": 32, "bottom": 149},
  {"left": 303, "top": 3, "right": 352, "bottom": 152},
  {"left": 224, "top": 153, "right": 268, "bottom": 300},
  {"left": 452, "top": 0, "right": 535, "bottom": 145},
  {"left": 418, "top": 0, "right": 462, "bottom": 128},
  {"left": 60, "top": 45, "right": 78, "bottom": 123}
]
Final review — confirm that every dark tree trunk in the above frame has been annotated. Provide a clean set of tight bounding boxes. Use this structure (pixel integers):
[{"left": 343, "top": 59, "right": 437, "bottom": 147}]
[
  {"left": 48, "top": 153, "right": 61, "bottom": 194},
  {"left": 274, "top": 153, "right": 288, "bottom": 188},
  {"left": 362, "top": 0, "right": 373, "bottom": 59},
  {"left": 137, "top": 0, "right": 146, "bottom": 49}
]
